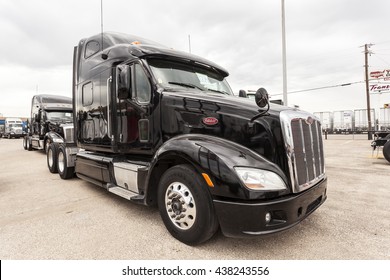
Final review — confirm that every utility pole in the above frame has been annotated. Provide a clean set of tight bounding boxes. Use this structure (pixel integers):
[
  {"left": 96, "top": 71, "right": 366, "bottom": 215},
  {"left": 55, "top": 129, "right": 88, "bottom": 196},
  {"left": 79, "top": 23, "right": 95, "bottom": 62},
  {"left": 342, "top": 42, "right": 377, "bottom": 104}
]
[
  {"left": 281, "top": 0, "right": 288, "bottom": 106},
  {"left": 364, "top": 43, "right": 373, "bottom": 140}
]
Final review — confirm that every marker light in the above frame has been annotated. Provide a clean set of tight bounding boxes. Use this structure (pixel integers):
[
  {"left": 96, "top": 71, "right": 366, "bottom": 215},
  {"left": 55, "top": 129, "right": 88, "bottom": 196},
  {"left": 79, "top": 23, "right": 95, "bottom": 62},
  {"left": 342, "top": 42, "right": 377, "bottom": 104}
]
[{"left": 265, "top": 212, "right": 272, "bottom": 223}]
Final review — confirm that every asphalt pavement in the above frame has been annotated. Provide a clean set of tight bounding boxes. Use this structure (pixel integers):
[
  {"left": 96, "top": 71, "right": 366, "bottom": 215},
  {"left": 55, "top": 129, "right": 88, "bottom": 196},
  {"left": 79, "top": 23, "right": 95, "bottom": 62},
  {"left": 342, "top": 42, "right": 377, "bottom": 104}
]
[{"left": 0, "top": 136, "right": 389, "bottom": 259}]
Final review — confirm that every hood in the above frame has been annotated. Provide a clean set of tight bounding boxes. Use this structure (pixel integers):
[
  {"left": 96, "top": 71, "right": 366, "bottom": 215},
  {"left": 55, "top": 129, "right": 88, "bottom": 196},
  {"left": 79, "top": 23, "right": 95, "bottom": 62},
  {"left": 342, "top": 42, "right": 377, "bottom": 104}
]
[{"left": 160, "top": 90, "right": 292, "bottom": 166}]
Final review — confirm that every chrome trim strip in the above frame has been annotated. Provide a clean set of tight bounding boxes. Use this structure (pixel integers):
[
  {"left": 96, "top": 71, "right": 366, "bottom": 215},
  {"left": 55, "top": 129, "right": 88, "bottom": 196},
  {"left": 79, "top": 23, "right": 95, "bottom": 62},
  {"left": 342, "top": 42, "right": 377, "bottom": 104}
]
[
  {"left": 107, "top": 76, "right": 112, "bottom": 138},
  {"left": 109, "top": 186, "right": 138, "bottom": 200},
  {"left": 308, "top": 118, "right": 317, "bottom": 177},
  {"left": 298, "top": 119, "right": 310, "bottom": 184}
]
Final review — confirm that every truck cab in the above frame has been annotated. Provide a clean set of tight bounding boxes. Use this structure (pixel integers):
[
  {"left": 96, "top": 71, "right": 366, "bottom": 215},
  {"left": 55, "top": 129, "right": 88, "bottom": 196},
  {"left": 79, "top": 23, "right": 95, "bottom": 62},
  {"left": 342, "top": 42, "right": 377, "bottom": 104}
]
[
  {"left": 23, "top": 94, "right": 73, "bottom": 153},
  {"left": 3, "top": 117, "right": 25, "bottom": 139},
  {"left": 52, "top": 32, "right": 327, "bottom": 245}
]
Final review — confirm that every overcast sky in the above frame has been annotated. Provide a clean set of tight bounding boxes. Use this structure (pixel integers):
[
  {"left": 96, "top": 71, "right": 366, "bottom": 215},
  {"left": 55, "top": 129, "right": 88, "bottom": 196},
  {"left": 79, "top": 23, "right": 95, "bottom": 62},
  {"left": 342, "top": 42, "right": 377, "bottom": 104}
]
[{"left": 1, "top": 0, "right": 390, "bottom": 118}]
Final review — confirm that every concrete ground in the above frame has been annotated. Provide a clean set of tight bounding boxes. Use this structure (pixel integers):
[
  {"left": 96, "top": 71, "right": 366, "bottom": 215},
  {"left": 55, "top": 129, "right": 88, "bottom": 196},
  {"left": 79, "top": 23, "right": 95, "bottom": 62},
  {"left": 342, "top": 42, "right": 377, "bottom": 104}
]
[{"left": 0, "top": 137, "right": 389, "bottom": 260}]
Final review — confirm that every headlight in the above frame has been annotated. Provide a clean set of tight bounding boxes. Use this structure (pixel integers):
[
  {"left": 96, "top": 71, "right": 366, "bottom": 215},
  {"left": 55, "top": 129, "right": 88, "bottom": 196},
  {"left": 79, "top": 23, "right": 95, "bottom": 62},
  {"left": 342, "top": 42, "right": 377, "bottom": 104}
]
[
  {"left": 53, "top": 138, "right": 64, "bottom": 143},
  {"left": 234, "top": 167, "right": 287, "bottom": 191}
]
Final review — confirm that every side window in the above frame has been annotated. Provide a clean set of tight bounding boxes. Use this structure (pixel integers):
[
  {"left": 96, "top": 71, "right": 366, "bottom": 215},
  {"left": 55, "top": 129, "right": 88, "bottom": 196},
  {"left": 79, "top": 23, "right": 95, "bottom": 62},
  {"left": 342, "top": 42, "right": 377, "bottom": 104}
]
[
  {"left": 82, "top": 82, "right": 93, "bottom": 106},
  {"left": 85, "top": 41, "right": 100, "bottom": 58},
  {"left": 134, "top": 64, "right": 151, "bottom": 103}
]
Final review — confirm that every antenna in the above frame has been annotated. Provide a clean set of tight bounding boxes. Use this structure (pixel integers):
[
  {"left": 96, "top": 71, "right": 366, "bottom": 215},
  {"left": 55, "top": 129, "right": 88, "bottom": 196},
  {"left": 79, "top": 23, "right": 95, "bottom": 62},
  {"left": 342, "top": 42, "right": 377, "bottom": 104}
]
[
  {"left": 100, "top": 0, "right": 107, "bottom": 59},
  {"left": 101, "top": 0, "right": 104, "bottom": 50}
]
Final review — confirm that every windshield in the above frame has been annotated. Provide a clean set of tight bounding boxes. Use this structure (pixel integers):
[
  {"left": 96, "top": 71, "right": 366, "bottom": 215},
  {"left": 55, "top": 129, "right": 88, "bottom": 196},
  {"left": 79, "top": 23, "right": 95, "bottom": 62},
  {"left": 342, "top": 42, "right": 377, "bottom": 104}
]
[
  {"left": 46, "top": 111, "right": 73, "bottom": 122},
  {"left": 147, "top": 59, "right": 233, "bottom": 95},
  {"left": 9, "top": 124, "right": 22, "bottom": 128}
]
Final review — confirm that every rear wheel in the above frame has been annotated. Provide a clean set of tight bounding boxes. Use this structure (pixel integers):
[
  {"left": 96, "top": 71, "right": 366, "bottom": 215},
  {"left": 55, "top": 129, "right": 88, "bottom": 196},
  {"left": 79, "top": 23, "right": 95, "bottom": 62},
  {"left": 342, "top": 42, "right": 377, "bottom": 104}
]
[
  {"left": 58, "top": 145, "right": 74, "bottom": 179},
  {"left": 383, "top": 141, "right": 390, "bottom": 163},
  {"left": 47, "top": 143, "right": 59, "bottom": 173},
  {"left": 27, "top": 137, "right": 32, "bottom": 151},
  {"left": 157, "top": 164, "right": 218, "bottom": 245}
]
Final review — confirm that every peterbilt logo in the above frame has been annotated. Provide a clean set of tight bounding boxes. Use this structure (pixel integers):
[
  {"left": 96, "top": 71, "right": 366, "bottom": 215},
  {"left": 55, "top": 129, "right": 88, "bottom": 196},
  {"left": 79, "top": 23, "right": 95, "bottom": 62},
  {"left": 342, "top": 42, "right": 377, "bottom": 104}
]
[
  {"left": 305, "top": 116, "right": 314, "bottom": 125},
  {"left": 202, "top": 117, "right": 219, "bottom": 126}
]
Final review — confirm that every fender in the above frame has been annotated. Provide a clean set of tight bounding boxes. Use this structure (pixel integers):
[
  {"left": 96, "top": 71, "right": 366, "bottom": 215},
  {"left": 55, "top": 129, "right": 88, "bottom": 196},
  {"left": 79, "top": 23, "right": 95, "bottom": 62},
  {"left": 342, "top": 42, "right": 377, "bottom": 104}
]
[
  {"left": 45, "top": 131, "right": 64, "bottom": 144},
  {"left": 144, "top": 134, "right": 290, "bottom": 204}
]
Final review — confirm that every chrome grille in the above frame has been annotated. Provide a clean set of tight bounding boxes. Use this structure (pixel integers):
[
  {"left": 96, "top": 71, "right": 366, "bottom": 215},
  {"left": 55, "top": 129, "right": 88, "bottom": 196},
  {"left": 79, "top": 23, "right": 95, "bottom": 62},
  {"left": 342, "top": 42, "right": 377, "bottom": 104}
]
[
  {"left": 62, "top": 124, "right": 74, "bottom": 143},
  {"left": 280, "top": 110, "right": 325, "bottom": 193}
]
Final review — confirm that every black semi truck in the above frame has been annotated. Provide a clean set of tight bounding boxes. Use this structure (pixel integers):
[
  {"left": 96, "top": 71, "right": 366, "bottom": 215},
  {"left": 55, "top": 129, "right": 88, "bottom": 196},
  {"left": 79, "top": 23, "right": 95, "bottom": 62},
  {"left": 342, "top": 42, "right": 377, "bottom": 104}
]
[
  {"left": 23, "top": 94, "right": 73, "bottom": 153},
  {"left": 48, "top": 32, "right": 327, "bottom": 245}
]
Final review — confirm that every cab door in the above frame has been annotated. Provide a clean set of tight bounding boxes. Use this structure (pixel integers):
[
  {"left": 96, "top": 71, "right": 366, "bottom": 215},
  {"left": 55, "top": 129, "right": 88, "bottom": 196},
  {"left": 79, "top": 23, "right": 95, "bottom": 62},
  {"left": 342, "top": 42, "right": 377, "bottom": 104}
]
[
  {"left": 76, "top": 68, "right": 113, "bottom": 149},
  {"left": 116, "top": 62, "right": 153, "bottom": 153}
]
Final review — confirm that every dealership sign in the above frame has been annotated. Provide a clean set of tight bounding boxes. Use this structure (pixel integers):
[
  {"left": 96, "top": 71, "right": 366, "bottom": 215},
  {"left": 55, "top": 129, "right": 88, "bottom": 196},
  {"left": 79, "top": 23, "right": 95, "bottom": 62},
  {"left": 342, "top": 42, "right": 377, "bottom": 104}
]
[
  {"left": 370, "top": 69, "right": 390, "bottom": 93},
  {"left": 370, "top": 84, "right": 390, "bottom": 93}
]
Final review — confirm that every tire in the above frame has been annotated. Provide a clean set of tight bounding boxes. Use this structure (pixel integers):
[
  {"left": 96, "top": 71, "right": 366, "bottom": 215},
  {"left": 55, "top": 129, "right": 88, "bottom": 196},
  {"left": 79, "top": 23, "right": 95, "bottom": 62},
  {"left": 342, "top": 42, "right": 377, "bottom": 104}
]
[
  {"left": 58, "top": 145, "right": 74, "bottom": 179},
  {"left": 27, "top": 137, "right": 32, "bottom": 151},
  {"left": 23, "top": 137, "right": 27, "bottom": 150},
  {"left": 383, "top": 141, "right": 390, "bottom": 163},
  {"left": 157, "top": 164, "right": 219, "bottom": 245},
  {"left": 47, "top": 143, "right": 59, "bottom": 173},
  {"left": 44, "top": 139, "right": 49, "bottom": 154}
]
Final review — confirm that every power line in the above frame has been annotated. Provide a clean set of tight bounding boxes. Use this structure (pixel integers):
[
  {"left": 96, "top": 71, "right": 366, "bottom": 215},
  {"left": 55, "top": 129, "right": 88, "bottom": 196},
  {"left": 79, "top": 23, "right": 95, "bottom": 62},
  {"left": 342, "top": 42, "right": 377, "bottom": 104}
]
[
  {"left": 272, "top": 80, "right": 365, "bottom": 96},
  {"left": 371, "top": 53, "right": 390, "bottom": 67}
]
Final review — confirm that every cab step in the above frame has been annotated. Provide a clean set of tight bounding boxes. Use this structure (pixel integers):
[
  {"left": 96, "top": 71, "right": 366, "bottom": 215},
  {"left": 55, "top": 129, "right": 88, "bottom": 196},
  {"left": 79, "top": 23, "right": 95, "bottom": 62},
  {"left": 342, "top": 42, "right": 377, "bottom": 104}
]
[{"left": 108, "top": 186, "right": 138, "bottom": 200}]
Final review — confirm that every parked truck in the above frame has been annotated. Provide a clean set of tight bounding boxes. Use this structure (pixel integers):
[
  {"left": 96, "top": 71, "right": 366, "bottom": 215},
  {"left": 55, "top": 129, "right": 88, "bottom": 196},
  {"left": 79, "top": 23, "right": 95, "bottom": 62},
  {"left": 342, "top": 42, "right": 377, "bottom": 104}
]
[
  {"left": 0, "top": 118, "right": 4, "bottom": 137},
  {"left": 23, "top": 94, "right": 74, "bottom": 157},
  {"left": 3, "top": 117, "right": 25, "bottom": 139},
  {"left": 48, "top": 32, "right": 327, "bottom": 245}
]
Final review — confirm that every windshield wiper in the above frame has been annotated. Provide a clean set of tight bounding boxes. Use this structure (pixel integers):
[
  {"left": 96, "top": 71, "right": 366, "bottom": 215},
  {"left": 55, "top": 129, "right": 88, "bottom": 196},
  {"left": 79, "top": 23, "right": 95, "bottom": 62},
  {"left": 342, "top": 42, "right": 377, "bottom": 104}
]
[
  {"left": 168, "top": 82, "right": 204, "bottom": 91},
  {"left": 206, "top": 88, "right": 229, "bottom": 95}
]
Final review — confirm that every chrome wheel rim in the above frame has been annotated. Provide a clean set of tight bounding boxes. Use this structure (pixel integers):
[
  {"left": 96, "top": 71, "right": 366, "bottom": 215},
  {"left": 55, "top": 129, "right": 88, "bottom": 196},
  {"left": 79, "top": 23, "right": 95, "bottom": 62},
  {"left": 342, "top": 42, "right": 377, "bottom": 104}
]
[
  {"left": 48, "top": 149, "right": 53, "bottom": 167},
  {"left": 58, "top": 150, "right": 64, "bottom": 173},
  {"left": 165, "top": 182, "right": 196, "bottom": 230}
]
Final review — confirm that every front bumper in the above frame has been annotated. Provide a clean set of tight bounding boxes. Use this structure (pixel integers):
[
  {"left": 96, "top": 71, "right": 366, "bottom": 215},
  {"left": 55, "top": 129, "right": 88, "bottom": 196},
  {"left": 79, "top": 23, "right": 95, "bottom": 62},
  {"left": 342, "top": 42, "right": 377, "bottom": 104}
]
[
  {"left": 8, "top": 133, "right": 25, "bottom": 138},
  {"left": 213, "top": 177, "right": 327, "bottom": 238}
]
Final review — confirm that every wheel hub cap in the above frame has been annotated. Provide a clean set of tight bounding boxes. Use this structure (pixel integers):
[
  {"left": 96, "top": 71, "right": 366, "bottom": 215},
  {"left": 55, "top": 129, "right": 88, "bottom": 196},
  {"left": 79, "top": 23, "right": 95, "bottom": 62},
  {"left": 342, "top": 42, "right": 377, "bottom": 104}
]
[{"left": 165, "top": 182, "right": 196, "bottom": 230}]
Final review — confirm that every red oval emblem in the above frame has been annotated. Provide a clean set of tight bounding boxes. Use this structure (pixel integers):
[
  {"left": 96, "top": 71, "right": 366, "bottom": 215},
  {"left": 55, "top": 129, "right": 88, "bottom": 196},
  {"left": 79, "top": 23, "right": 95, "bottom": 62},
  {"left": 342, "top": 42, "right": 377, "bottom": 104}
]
[{"left": 203, "top": 117, "right": 219, "bottom": 126}]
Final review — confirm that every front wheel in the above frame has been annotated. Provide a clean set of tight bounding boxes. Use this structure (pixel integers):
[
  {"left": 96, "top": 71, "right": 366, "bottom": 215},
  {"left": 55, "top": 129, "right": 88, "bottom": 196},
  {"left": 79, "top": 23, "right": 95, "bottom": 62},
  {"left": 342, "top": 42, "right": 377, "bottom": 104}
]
[
  {"left": 57, "top": 145, "right": 74, "bottom": 179},
  {"left": 383, "top": 141, "right": 390, "bottom": 163},
  {"left": 157, "top": 164, "right": 219, "bottom": 245},
  {"left": 47, "top": 143, "right": 59, "bottom": 173}
]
